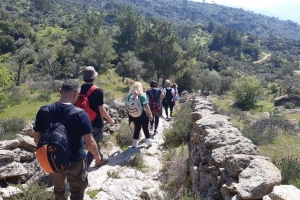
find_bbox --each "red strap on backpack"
[74,85,98,121]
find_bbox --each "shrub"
[115,119,132,148]
[164,102,193,148]
[0,117,27,140]
[0,92,8,112]
[242,118,279,145]
[130,152,147,172]
[284,102,295,109]
[231,75,262,109]
[242,116,296,145]
[12,182,54,200]
[86,190,100,199]
[7,87,29,106]
[268,82,279,94]
[274,156,300,188]
[35,90,51,102]
[162,146,189,194]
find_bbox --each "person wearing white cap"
[77,66,115,168]
[163,79,175,119]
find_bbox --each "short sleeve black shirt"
[33,102,93,163]
[80,84,104,128]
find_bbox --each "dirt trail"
[253,53,271,64]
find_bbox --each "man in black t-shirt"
[80,66,115,168]
[33,79,101,200]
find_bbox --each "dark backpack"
[148,89,162,116]
[74,85,98,121]
[36,106,82,173]
[165,88,173,102]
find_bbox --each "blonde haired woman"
[126,82,153,148]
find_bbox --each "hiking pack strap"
[44,106,83,126]
[150,89,158,99]
[85,85,98,97]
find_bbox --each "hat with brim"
[83,66,98,80]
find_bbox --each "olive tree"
[231,75,262,108]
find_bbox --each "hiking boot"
[146,139,152,146]
[132,139,138,148]
[150,126,153,131]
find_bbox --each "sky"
[190,0,300,23]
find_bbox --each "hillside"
[78,0,300,40]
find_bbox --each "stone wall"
[189,95,300,200]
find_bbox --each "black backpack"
[36,106,82,173]
[165,88,173,102]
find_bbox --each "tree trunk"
[46,59,55,80]
[16,61,22,86]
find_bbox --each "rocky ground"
[82,114,173,200]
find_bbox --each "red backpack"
[74,85,98,121]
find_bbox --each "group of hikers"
[33,66,180,200]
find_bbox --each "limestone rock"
[17,135,36,152]
[264,185,300,200]
[237,159,281,199]
[0,140,20,150]
[221,177,238,198]
[212,141,258,166]
[224,154,271,178]
[0,150,18,162]
[22,160,41,179]
[195,114,232,130]
[205,129,245,150]
[0,186,22,200]
[0,161,28,179]
[12,148,35,162]
[20,122,34,137]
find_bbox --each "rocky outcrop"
[274,94,300,106]
[189,94,299,200]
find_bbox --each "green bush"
[12,182,54,200]
[0,92,8,112]
[274,156,300,188]
[268,82,279,94]
[7,87,29,106]
[115,119,133,148]
[35,90,51,102]
[231,75,262,109]
[164,103,193,148]
[0,117,27,140]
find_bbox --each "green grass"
[210,91,300,166]
[86,190,100,199]
[0,68,134,121]
[259,134,300,162]
[0,93,58,121]
[95,68,148,100]
[38,26,67,37]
